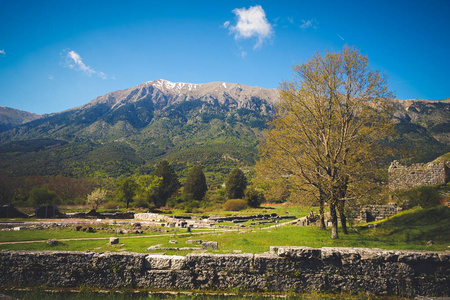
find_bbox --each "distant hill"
[0,80,448,183]
[0,106,42,132]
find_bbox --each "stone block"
[110,237,119,245]
[144,254,185,270]
[47,239,58,246]
[201,241,218,249]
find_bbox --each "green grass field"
[1,206,448,253]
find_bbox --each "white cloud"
[337,34,345,41]
[228,5,273,49]
[48,75,54,80]
[62,49,107,79]
[223,21,230,28]
[300,19,318,29]
[0,49,5,55]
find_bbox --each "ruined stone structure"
[388,160,450,190]
[0,247,448,297]
[360,203,402,222]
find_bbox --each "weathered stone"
[109,237,119,245]
[0,248,448,297]
[186,239,202,244]
[360,204,402,223]
[201,241,218,250]
[389,160,450,190]
[47,239,58,246]
[144,254,185,270]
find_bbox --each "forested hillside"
[0,80,448,185]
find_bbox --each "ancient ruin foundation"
[0,247,448,297]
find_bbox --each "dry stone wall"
[360,204,402,222]
[0,247,448,297]
[388,160,450,190]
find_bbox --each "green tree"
[115,178,138,209]
[244,187,265,208]
[28,188,58,207]
[225,168,247,199]
[184,165,207,200]
[86,188,108,209]
[134,175,162,207]
[258,46,395,239]
[153,161,181,207]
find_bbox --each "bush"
[103,201,125,210]
[223,199,247,211]
[244,187,265,208]
[397,185,442,209]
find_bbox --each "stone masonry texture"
[0,247,449,297]
[388,160,450,191]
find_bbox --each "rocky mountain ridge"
[0,80,448,179]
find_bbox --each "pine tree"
[184,165,207,200]
[225,168,247,199]
[153,161,181,207]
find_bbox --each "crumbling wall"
[360,203,402,222]
[388,160,450,190]
[0,247,448,297]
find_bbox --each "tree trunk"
[318,189,326,229]
[330,201,339,239]
[338,200,348,234]
[319,202,326,229]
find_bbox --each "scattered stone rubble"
[135,212,296,229]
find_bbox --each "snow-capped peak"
[149,79,200,93]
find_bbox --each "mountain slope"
[0,80,279,183]
[0,80,448,181]
[0,106,42,132]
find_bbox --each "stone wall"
[360,204,402,222]
[0,247,448,297]
[388,160,450,190]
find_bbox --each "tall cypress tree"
[153,161,180,207]
[184,165,207,200]
[225,168,247,199]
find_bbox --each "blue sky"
[0,0,449,114]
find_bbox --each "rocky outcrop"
[0,247,448,297]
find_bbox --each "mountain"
[0,106,42,132]
[390,98,450,162]
[0,79,448,182]
[0,80,279,183]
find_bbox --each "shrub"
[223,199,247,211]
[397,185,442,209]
[103,201,125,210]
[244,187,265,208]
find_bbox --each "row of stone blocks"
[0,247,448,297]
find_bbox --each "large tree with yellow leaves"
[258,46,395,239]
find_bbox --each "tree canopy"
[184,165,207,200]
[258,46,395,239]
[28,188,59,207]
[225,168,247,199]
[153,160,181,207]
[115,178,137,209]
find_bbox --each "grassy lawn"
[1,206,448,253]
